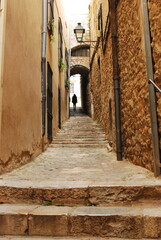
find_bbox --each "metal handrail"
[149,79,161,93]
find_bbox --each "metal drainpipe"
[141,0,160,176]
[110,0,122,160]
[41,0,48,136]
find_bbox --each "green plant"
[43,201,52,206]
[65,78,70,88]
[48,19,56,43]
[59,58,66,72]
[50,34,56,42]
[95,120,99,124]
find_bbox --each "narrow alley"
[0,110,161,239]
[0,0,161,239]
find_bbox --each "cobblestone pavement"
[0,108,161,188]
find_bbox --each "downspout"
[141,0,160,176]
[41,0,48,136]
[110,0,122,160]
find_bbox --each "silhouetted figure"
[72,94,77,111]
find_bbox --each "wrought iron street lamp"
[74,23,97,45]
[74,23,85,42]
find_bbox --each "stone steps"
[50,144,107,148]
[1,114,161,239]
[0,203,161,238]
[0,183,161,206]
[52,116,107,148]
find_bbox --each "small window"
[49,0,54,21]
[98,56,101,86]
[48,0,54,35]
[98,4,103,38]
[58,18,63,62]
[65,48,69,80]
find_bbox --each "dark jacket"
[72,94,77,104]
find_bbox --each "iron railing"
[149,79,161,93]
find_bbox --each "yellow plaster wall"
[0,0,42,173]
[46,0,69,136]
[0,0,7,149]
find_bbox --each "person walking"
[72,94,77,111]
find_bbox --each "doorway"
[47,63,53,140]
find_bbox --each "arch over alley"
[70,64,91,115]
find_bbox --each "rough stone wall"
[89,0,116,147]
[148,0,161,150]
[117,0,153,171]
[71,57,89,70]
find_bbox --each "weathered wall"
[0,0,69,174]
[148,0,161,150]
[0,0,42,173]
[71,56,89,70]
[117,0,153,171]
[89,0,115,147]
[89,0,161,173]
[0,0,7,144]
[47,0,69,137]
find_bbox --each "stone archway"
[70,64,91,115]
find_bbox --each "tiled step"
[0,183,161,206]
[0,204,161,238]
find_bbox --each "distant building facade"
[0,0,69,173]
[89,0,161,175]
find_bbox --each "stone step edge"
[0,204,161,238]
[0,237,160,240]
[49,144,107,148]
[0,184,161,205]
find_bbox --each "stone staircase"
[0,113,161,239]
[51,115,107,148]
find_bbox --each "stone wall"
[89,0,161,172]
[89,0,116,148]
[71,56,89,70]
[148,0,161,150]
[117,0,153,171]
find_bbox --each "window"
[48,0,54,35]
[58,18,63,62]
[98,4,103,39]
[65,48,69,79]
[71,48,90,57]
[48,0,54,21]
[98,56,101,86]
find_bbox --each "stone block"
[69,206,143,238]
[0,204,37,235]
[28,206,70,236]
